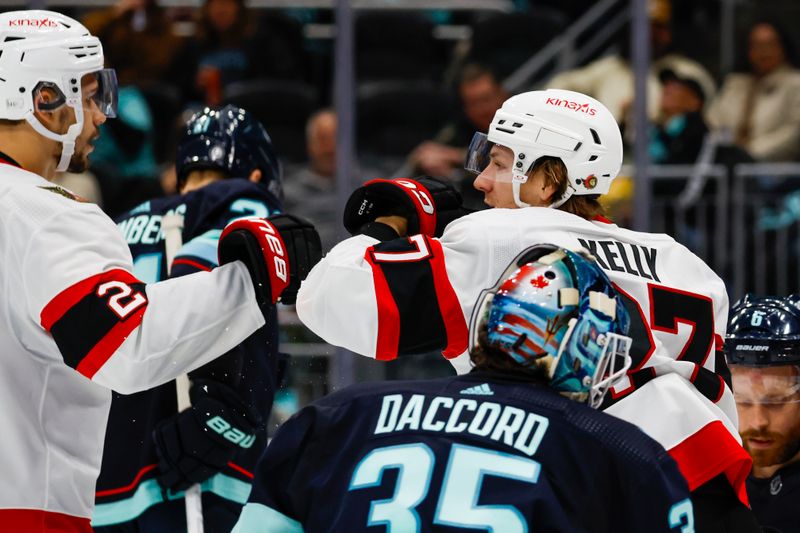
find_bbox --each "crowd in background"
[53,0,800,222]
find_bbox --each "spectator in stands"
[649,64,710,164]
[175,0,305,107]
[707,20,800,162]
[83,0,184,87]
[283,109,340,251]
[546,0,715,128]
[406,63,509,208]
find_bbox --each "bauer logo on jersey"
[545,97,597,116]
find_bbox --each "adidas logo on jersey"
[460,383,494,396]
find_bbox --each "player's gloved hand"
[218,214,321,308]
[343,176,466,238]
[152,379,261,493]
[264,214,322,305]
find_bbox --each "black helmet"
[176,105,282,199]
[725,294,800,366]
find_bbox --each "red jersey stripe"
[40,269,141,331]
[428,238,468,359]
[365,249,401,361]
[75,306,147,379]
[668,420,752,506]
[172,258,213,272]
[95,464,159,498]
[0,509,92,533]
[227,461,255,479]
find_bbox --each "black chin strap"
[0,150,22,168]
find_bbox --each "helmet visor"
[465,132,491,175]
[465,131,516,183]
[731,364,800,405]
[90,69,118,118]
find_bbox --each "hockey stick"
[161,213,205,533]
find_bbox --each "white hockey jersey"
[297,207,753,505]
[0,160,264,531]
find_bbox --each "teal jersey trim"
[91,473,252,526]
[174,229,223,267]
[232,502,304,533]
[92,479,164,526]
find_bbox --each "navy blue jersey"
[234,371,695,533]
[747,462,800,533]
[94,180,282,527]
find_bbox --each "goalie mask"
[465,89,622,209]
[177,105,282,200]
[469,244,632,408]
[0,11,118,171]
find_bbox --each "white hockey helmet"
[465,89,622,208]
[0,11,118,171]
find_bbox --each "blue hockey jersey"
[746,461,800,533]
[234,371,695,532]
[93,180,282,526]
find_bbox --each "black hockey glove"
[343,176,466,238]
[218,214,321,308]
[153,379,261,493]
[266,214,322,305]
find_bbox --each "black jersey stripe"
[41,269,148,378]
[366,236,449,359]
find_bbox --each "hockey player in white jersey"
[0,11,319,532]
[297,88,760,531]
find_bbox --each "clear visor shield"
[464,132,515,183]
[465,132,491,175]
[588,332,632,408]
[89,69,118,119]
[731,365,800,405]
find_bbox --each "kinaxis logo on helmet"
[8,18,59,27]
[545,98,597,116]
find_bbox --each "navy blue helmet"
[725,294,800,366]
[176,105,282,200]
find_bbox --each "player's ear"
[32,85,68,133]
[248,168,263,184]
[541,181,558,203]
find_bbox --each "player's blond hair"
[533,157,605,220]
